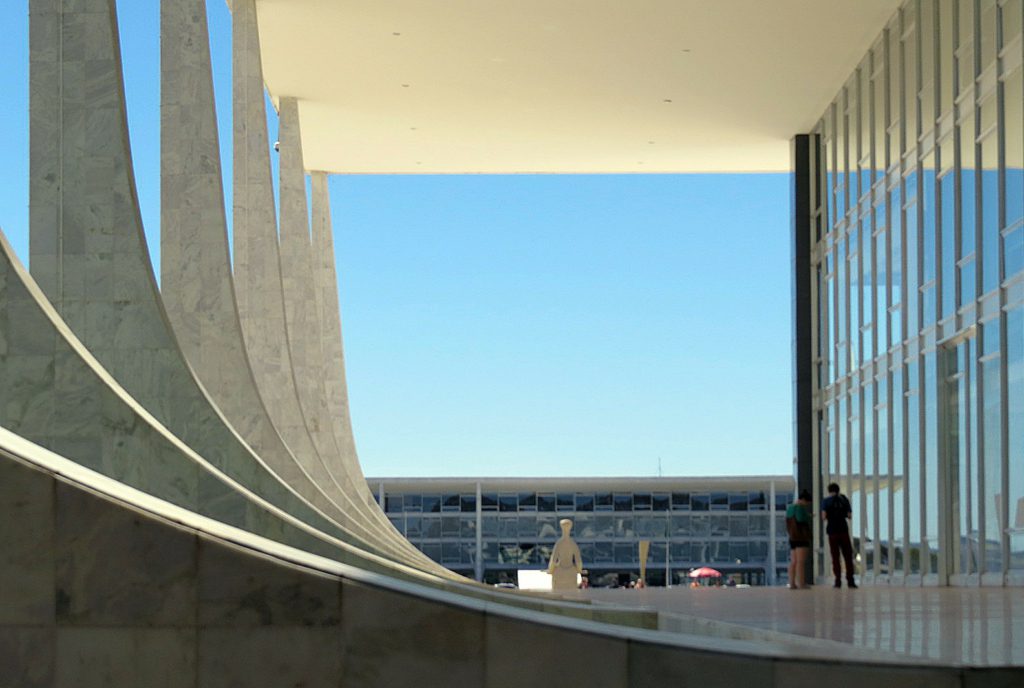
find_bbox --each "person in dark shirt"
[820,483,858,589]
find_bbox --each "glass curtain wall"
[812,0,1024,585]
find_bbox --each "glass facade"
[371,478,793,587]
[811,0,1024,584]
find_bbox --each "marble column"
[231,1,428,564]
[159,0,412,559]
[276,99,402,546]
[310,173,405,535]
[24,0,408,566]
[230,0,313,457]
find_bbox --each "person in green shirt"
[785,489,813,589]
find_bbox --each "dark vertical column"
[792,133,818,582]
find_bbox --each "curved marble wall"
[0,229,427,581]
[0,429,1005,687]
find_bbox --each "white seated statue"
[547,518,583,591]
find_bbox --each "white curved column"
[231,1,429,564]
[231,0,325,477]
[277,99,400,543]
[310,172,402,533]
[24,0,417,567]
[159,0,416,560]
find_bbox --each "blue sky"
[0,2,793,478]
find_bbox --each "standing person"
[785,489,813,589]
[821,482,858,589]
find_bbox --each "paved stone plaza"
[581,587,1024,667]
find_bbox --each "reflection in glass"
[907,359,921,574]
[423,517,441,539]
[498,517,516,539]
[404,493,422,512]
[1006,309,1024,569]
[442,515,460,537]
[691,514,710,537]
[1005,67,1023,235]
[749,513,768,536]
[670,542,690,564]
[892,364,905,574]
[571,514,592,539]
[981,125,999,293]
[982,321,1003,573]
[924,352,939,574]
[389,515,404,535]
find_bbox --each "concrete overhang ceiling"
[253,0,902,174]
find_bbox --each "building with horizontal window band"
[794,0,1024,586]
[370,477,795,586]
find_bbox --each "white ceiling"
[253,0,901,174]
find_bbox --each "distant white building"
[369,476,795,586]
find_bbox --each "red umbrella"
[688,566,722,578]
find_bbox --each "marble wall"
[1,433,1005,687]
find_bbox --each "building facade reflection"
[810,0,1023,585]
